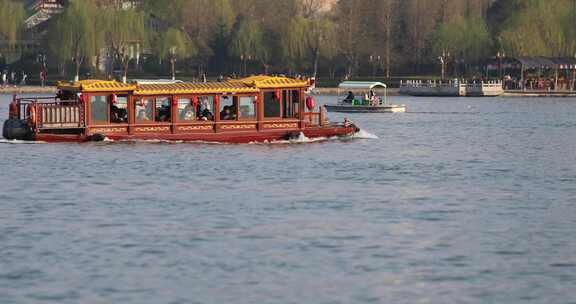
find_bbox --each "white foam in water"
[0,139,45,144]
[117,139,189,144]
[352,129,379,139]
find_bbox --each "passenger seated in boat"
[181,103,196,121]
[344,91,355,103]
[228,104,237,120]
[220,105,232,120]
[200,108,213,121]
[137,109,150,121]
[156,100,171,122]
[369,90,379,106]
[111,105,128,123]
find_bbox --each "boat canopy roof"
[131,79,184,84]
[57,76,310,95]
[135,81,259,95]
[338,81,387,89]
[57,80,136,92]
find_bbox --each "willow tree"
[53,0,104,81]
[285,16,336,78]
[103,8,147,83]
[334,0,370,78]
[155,28,195,80]
[432,16,492,75]
[0,0,25,48]
[181,0,236,76]
[378,0,397,78]
[232,19,270,75]
[498,0,575,57]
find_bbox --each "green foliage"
[232,19,268,65]
[53,0,104,78]
[285,16,337,76]
[432,16,492,63]
[155,28,195,61]
[0,0,25,47]
[103,8,147,59]
[29,0,576,79]
[497,0,576,57]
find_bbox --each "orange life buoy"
[27,105,37,127]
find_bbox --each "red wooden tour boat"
[3,76,359,143]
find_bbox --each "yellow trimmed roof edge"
[240,75,310,88]
[57,76,309,94]
[133,81,260,96]
[57,80,136,92]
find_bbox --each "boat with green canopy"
[324,81,406,113]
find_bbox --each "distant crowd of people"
[503,75,576,91]
[1,70,28,87]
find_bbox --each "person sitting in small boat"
[369,90,379,106]
[344,91,355,103]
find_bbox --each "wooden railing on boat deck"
[303,106,325,127]
[17,97,85,129]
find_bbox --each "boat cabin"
[5,76,357,143]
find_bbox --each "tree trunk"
[75,56,82,82]
[312,48,320,79]
[171,59,176,80]
[123,58,129,83]
[385,29,391,78]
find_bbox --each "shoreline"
[0,86,57,94]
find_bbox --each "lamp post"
[496,51,505,81]
[37,52,46,87]
[170,46,176,80]
[369,55,381,79]
[439,50,450,80]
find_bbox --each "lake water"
[1,93,576,304]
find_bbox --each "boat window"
[177,98,195,121]
[292,90,300,117]
[135,98,154,123]
[263,91,280,118]
[111,96,128,123]
[238,96,256,120]
[155,97,171,122]
[282,90,299,119]
[90,95,109,125]
[198,96,214,121]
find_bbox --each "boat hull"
[325,104,406,113]
[31,125,358,143]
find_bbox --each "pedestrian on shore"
[40,70,46,87]
[10,71,16,87]
[1,72,6,88]
[21,71,27,86]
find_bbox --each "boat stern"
[3,97,33,141]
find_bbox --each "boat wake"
[251,129,378,145]
[250,133,330,145]
[351,129,379,139]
